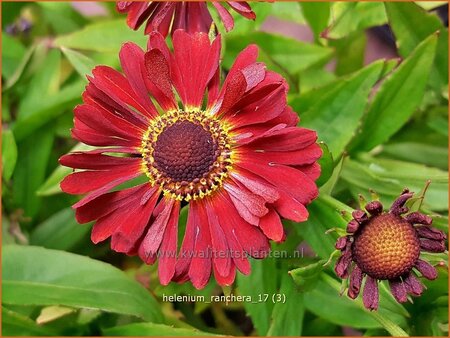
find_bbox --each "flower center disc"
[153,120,219,182]
[352,213,420,280]
[141,111,232,201]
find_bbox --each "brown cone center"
[352,213,420,280]
[152,120,219,182]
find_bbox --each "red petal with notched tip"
[172,30,221,108]
[214,263,236,286]
[273,190,309,222]
[259,208,285,242]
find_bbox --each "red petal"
[221,194,270,258]
[90,66,154,120]
[214,263,236,286]
[139,198,176,263]
[259,208,284,242]
[230,170,279,203]
[363,276,379,311]
[144,49,177,111]
[273,190,309,222]
[189,202,212,289]
[242,143,322,166]
[60,153,136,170]
[173,204,197,282]
[158,201,180,284]
[205,200,231,278]
[90,184,158,245]
[119,42,158,118]
[212,2,234,31]
[60,158,141,195]
[172,30,221,108]
[211,193,251,275]
[227,1,256,19]
[238,156,318,205]
[224,182,268,217]
[75,184,156,224]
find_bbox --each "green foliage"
[1,1,448,337]
[2,245,163,323]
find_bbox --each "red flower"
[60,30,321,288]
[335,190,447,310]
[116,1,255,36]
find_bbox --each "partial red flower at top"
[335,189,447,311]
[59,30,322,288]
[116,1,255,36]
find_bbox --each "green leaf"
[381,142,448,170]
[38,2,87,34]
[320,155,345,195]
[37,143,93,196]
[103,323,215,336]
[316,142,334,187]
[300,60,384,157]
[12,80,84,142]
[12,128,55,218]
[2,245,163,322]
[2,129,18,180]
[17,49,62,120]
[289,259,326,292]
[61,47,96,80]
[236,258,277,335]
[293,196,349,259]
[225,32,333,76]
[267,272,304,336]
[54,19,148,53]
[2,34,26,80]
[385,2,447,92]
[2,307,58,336]
[350,34,438,152]
[30,208,91,250]
[357,154,448,211]
[331,31,367,76]
[301,2,330,39]
[304,274,407,330]
[326,2,387,39]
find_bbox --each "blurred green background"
[1,1,449,336]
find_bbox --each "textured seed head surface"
[153,120,218,182]
[353,213,420,280]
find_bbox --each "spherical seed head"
[153,120,218,182]
[352,213,420,280]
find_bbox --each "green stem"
[370,311,409,337]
